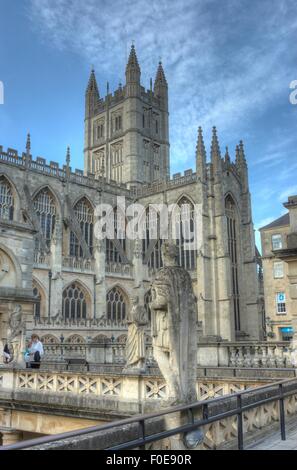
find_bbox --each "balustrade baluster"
[237,348,244,368]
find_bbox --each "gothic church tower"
[84,45,170,188]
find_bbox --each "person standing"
[28,334,44,369]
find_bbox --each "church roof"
[260,213,290,230]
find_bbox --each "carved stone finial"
[225,146,230,163]
[26,133,31,154]
[66,146,71,166]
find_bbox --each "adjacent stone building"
[0,45,261,355]
[260,196,297,342]
[260,211,294,341]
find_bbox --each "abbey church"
[0,45,261,356]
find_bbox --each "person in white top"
[27,334,44,369]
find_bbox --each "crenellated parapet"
[0,145,129,194]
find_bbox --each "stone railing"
[228,343,291,368]
[33,251,50,267]
[5,377,297,450]
[197,340,294,368]
[111,343,155,366]
[62,256,94,272]
[42,341,153,365]
[43,343,87,361]
[34,317,127,328]
[38,337,297,369]
[105,261,132,277]
[0,368,265,404]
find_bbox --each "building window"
[226,195,240,331]
[97,124,104,139]
[276,292,286,314]
[94,150,105,176]
[272,234,282,250]
[113,115,122,133]
[142,207,163,271]
[173,197,197,271]
[111,144,123,183]
[106,287,127,323]
[33,286,41,320]
[106,207,126,263]
[70,198,94,257]
[33,188,56,248]
[273,261,284,279]
[62,283,87,319]
[0,176,14,221]
[155,119,158,134]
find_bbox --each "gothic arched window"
[33,188,56,247]
[106,287,127,323]
[225,195,240,331]
[174,197,196,270]
[0,176,14,221]
[106,207,126,263]
[142,207,163,271]
[62,283,88,320]
[33,286,41,320]
[70,198,94,258]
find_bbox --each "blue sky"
[0,0,297,249]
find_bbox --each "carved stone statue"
[150,242,197,404]
[125,296,148,371]
[6,304,26,363]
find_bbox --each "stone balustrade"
[227,343,291,368]
[197,341,294,368]
[34,317,127,328]
[40,339,296,369]
[105,261,132,277]
[0,368,265,403]
[62,256,94,272]
[33,251,50,267]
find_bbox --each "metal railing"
[1,377,297,451]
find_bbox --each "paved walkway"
[247,420,297,450]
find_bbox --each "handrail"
[1,377,297,450]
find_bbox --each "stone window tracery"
[0,176,14,221]
[33,286,41,320]
[111,143,123,183]
[33,188,56,248]
[62,283,88,319]
[226,195,240,331]
[106,287,127,322]
[70,198,94,257]
[142,207,163,270]
[106,207,126,264]
[174,197,196,271]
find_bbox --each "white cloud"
[279,186,297,202]
[27,0,297,169]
